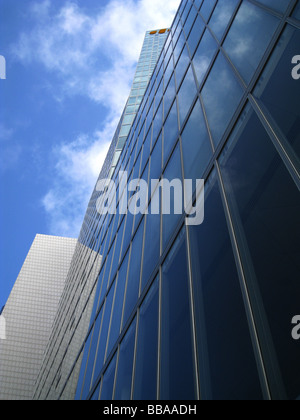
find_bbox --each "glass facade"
[73,0,300,401]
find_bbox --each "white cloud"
[41,128,112,237]
[13,0,180,236]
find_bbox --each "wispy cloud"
[12,0,180,236]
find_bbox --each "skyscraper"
[0,235,77,400]
[74,0,300,401]
[33,28,169,401]
[2,0,300,401]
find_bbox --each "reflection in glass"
[133,278,159,400]
[254,25,300,159]
[181,99,212,181]
[210,0,238,41]
[106,251,129,358]
[257,0,290,13]
[123,219,145,325]
[202,53,243,148]
[189,171,263,400]
[178,66,197,126]
[188,15,205,58]
[200,0,217,22]
[163,75,176,119]
[141,189,161,291]
[81,311,103,399]
[163,100,179,165]
[293,2,300,19]
[220,108,300,400]
[162,144,183,250]
[100,353,117,400]
[93,281,116,382]
[224,2,279,84]
[114,319,137,400]
[175,45,190,87]
[193,29,217,87]
[161,228,197,400]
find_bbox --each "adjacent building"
[0,235,77,400]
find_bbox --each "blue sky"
[0,0,180,309]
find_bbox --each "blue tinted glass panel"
[161,229,197,400]
[184,6,196,37]
[133,278,159,400]
[82,311,103,399]
[178,66,197,126]
[150,134,162,181]
[193,29,217,86]
[175,45,190,87]
[162,144,183,250]
[210,0,238,41]
[257,0,290,13]
[188,15,205,57]
[75,340,91,400]
[163,74,176,118]
[189,171,263,400]
[141,188,161,290]
[107,252,129,357]
[163,99,179,165]
[90,383,101,400]
[254,25,300,159]
[100,353,117,400]
[200,0,217,22]
[224,2,279,84]
[152,101,163,145]
[114,319,137,400]
[293,2,300,19]
[181,99,213,181]
[94,281,116,380]
[123,219,145,324]
[219,108,300,401]
[202,53,244,148]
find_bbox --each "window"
[223,2,279,84]
[106,251,130,357]
[160,228,197,400]
[188,15,205,57]
[133,278,159,400]
[141,188,161,291]
[181,99,213,181]
[175,45,190,87]
[254,25,300,159]
[189,170,263,400]
[210,0,238,41]
[123,219,145,325]
[202,52,244,148]
[162,144,183,250]
[163,100,179,165]
[200,0,217,22]
[93,281,116,381]
[219,106,300,400]
[114,319,137,400]
[100,353,117,400]
[256,0,291,13]
[192,29,217,87]
[178,65,197,126]
[163,74,176,118]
